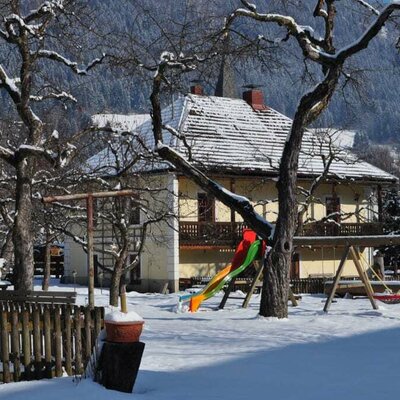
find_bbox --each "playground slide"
[180,237,262,312]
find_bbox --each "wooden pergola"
[43,190,136,308]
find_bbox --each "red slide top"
[231,229,258,269]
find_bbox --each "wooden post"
[218,277,236,309]
[32,305,42,379]
[349,246,378,310]
[42,225,51,291]
[74,306,83,375]
[64,305,73,376]
[54,305,63,377]
[242,261,264,309]
[87,195,95,308]
[43,305,52,379]
[21,305,31,380]
[94,307,102,340]
[324,245,351,312]
[10,303,21,381]
[84,306,92,364]
[1,304,10,383]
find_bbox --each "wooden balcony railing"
[179,221,385,247]
[179,221,246,247]
[299,221,384,237]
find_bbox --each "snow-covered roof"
[91,113,150,132]
[309,128,356,150]
[88,95,397,183]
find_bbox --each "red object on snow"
[373,294,400,304]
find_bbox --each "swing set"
[292,234,400,312]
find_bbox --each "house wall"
[139,173,180,293]
[178,176,375,279]
[63,225,88,285]
[63,173,180,293]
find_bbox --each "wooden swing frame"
[293,234,400,312]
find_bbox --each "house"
[63,85,397,293]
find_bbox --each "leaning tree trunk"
[260,66,341,318]
[13,159,34,292]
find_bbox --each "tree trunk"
[13,159,34,292]
[260,66,341,318]
[109,246,129,307]
[109,262,123,307]
[119,273,128,313]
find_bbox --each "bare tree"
[148,1,400,318]
[0,1,104,290]
[46,125,174,306]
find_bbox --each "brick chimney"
[190,84,204,95]
[242,88,267,111]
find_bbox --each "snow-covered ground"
[1,279,400,400]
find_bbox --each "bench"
[0,290,77,304]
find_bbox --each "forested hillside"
[1,0,399,145]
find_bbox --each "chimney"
[190,84,204,95]
[242,87,267,111]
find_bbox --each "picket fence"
[0,302,104,383]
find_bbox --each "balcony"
[299,221,384,237]
[179,221,246,248]
[179,221,385,248]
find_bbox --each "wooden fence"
[289,278,325,294]
[0,303,104,383]
[180,276,326,294]
[181,275,400,297]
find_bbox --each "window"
[129,254,141,284]
[326,196,341,222]
[129,202,141,225]
[290,253,300,279]
[198,193,215,222]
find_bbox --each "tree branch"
[35,50,106,75]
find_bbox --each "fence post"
[21,305,31,380]
[43,305,52,379]
[74,306,83,375]
[84,306,92,365]
[64,305,73,376]
[1,304,10,383]
[10,303,21,382]
[54,305,63,377]
[33,305,42,379]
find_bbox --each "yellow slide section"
[189,265,233,312]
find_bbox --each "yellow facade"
[178,176,375,279]
[63,172,378,291]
